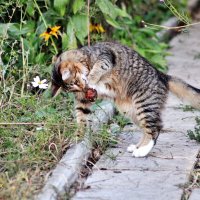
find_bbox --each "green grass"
[0,90,78,199]
[178,104,197,112]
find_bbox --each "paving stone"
[73,170,185,200]
[189,188,200,200]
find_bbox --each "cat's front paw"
[88,74,98,87]
[130,140,154,157]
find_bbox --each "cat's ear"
[51,82,61,97]
[62,69,71,81]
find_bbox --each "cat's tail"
[168,75,200,109]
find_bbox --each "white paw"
[132,140,154,157]
[87,75,96,86]
[87,78,96,89]
[127,144,137,152]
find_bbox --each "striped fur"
[51,42,200,157]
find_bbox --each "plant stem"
[144,21,200,30]
[33,0,58,54]
[0,122,73,126]
[50,38,59,54]
[87,0,90,47]
[164,0,189,24]
[20,7,26,97]
[0,7,16,97]
[33,0,48,28]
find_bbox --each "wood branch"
[0,122,73,126]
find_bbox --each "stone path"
[72,26,200,200]
[190,189,200,200]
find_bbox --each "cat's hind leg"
[127,133,154,155]
[130,133,155,157]
[128,107,162,157]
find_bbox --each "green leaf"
[71,14,87,44]
[104,15,122,29]
[96,0,118,19]
[54,0,70,16]
[7,23,20,38]
[135,47,145,57]
[21,21,35,35]
[35,53,45,64]
[150,54,167,69]
[139,28,156,37]
[115,7,131,19]
[4,21,35,39]
[62,33,69,50]
[26,0,35,17]
[96,0,130,20]
[67,20,77,49]
[0,23,13,37]
[73,0,85,14]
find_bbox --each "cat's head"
[51,60,89,97]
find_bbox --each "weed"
[179,104,197,112]
[188,117,200,142]
[113,114,131,129]
[89,124,117,153]
[194,53,200,60]
[181,152,200,200]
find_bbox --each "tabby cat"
[51,42,200,157]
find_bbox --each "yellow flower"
[40,26,61,41]
[89,24,96,32]
[89,23,105,33]
[96,24,105,33]
[49,26,61,38]
[39,28,51,41]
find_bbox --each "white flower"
[36,126,44,131]
[31,76,48,89]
